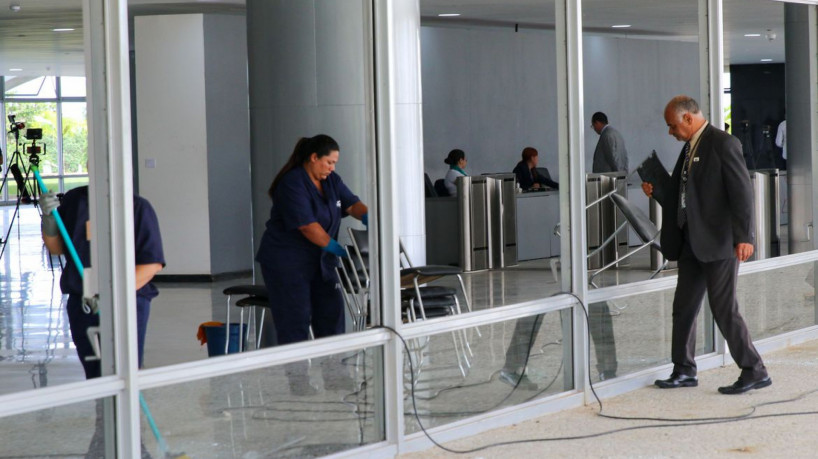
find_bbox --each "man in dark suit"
[591,112,629,173]
[642,95,770,395]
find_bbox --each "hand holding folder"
[637,150,671,206]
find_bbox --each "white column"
[392,0,426,265]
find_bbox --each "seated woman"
[512,147,559,191]
[443,149,468,196]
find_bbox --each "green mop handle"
[140,393,168,452]
[32,167,84,278]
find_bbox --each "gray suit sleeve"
[602,129,629,172]
[721,134,755,245]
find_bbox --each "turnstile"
[586,172,628,269]
[750,169,781,260]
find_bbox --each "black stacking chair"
[398,239,474,377]
[424,173,438,197]
[434,179,450,197]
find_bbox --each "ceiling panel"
[0,0,795,78]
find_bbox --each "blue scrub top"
[256,167,360,281]
[57,186,166,300]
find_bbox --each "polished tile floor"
[1,204,812,458]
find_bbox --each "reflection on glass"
[404,312,571,433]
[3,76,58,99]
[589,286,710,381]
[738,262,818,341]
[141,347,384,458]
[0,398,111,457]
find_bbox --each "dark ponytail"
[444,149,465,166]
[268,134,340,198]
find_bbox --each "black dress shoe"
[718,376,772,395]
[655,372,698,389]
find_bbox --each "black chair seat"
[235,296,270,308]
[401,265,462,277]
[223,284,268,297]
[401,286,457,300]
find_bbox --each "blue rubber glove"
[322,238,348,257]
[361,213,368,227]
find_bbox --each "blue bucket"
[204,323,247,357]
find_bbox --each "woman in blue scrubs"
[256,134,367,395]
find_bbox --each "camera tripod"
[0,123,41,261]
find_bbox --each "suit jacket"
[592,125,629,173]
[658,124,755,262]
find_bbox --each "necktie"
[677,141,692,228]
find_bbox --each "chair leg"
[649,259,669,279]
[225,295,232,355]
[238,308,245,353]
[456,274,481,337]
[257,308,266,349]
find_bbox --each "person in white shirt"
[775,120,786,162]
[443,149,468,196]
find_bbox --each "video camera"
[8,114,25,134]
[25,128,42,140]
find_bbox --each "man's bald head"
[664,95,706,142]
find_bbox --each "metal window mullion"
[557,0,590,401]
[138,329,391,389]
[373,0,404,451]
[84,0,141,456]
[56,95,65,191]
[0,377,124,418]
[698,0,725,360]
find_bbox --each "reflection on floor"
[1,204,814,458]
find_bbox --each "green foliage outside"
[3,99,88,201]
[5,102,88,176]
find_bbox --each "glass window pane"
[0,398,113,457]
[419,0,561,309]
[5,102,58,176]
[590,286,710,382]
[62,102,88,175]
[64,176,89,192]
[4,76,58,99]
[404,311,572,433]
[61,76,87,97]
[583,0,700,288]
[739,261,818,340]
[139,347,385,457]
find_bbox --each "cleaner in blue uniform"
[256,134,368,395]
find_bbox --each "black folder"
[637,151,672,206]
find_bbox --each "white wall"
[582,35,699,174]
[421,26,559,183]
[135,14,252,276]
[135,15,211,275]
[421,25,699,184]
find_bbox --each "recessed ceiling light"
[53,28,75,32]
[611,25,631,29]
[9,68,22,72]
[744,33,761,37]
[438,13,460,17]
[761,58,773,62]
